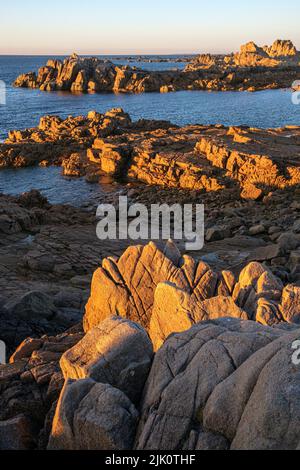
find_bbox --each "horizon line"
[0,51,221,56]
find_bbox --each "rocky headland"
[14,40,300,93]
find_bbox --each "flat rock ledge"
[1,242,300,450]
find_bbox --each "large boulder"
[149,282,248,351]
[204,328,300,449]
[135,318,299,450]
[280,285,300,324]
[232,262,283,325]
[48,379,138,450]
[84,243,300,343]
[83,242,235,332]
[60,317,153,404]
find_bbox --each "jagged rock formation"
[2,110,300,197]
[267,39,298,58]
[84,242,300,348]
[186,39,300,71]
[0,186,299,354]
[13,54,188,94]
[14,42,300,93]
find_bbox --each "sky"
[1,0,300,55]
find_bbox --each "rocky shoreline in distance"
[14,40,300,93]
[1,108,300,200]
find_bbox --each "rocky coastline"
[14,40,300,93]
[2,108,300,199]
[0,105,300,450]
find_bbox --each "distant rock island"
[14,40,300,93]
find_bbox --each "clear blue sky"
[2,0,300,55]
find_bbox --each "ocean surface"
[0,55,299,203]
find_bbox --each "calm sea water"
[0,55,299,203]
[0,167,123,206]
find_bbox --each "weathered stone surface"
[135,318,300,450]
[0,415,34,450]
[203,328,300,450]
[83,242,237,331]
[0,327,83,449]
[149,282,247,351]
[48,379,138,450]
[84,242,300,341]
[60,317,153,404]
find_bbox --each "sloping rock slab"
[135,318,300,450]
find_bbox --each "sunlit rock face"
[83,242,300,344]
[14,41,300,94]
[186,39,300,71]
[136,318,300,450]
[267,39,298,57]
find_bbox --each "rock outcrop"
[84,242,300,346]
[186,39,300,71]
[48,379,139,450]
[1,110,300,198]
[1,240,300,450]
[14,42,300,94]
[60,317,153,404]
